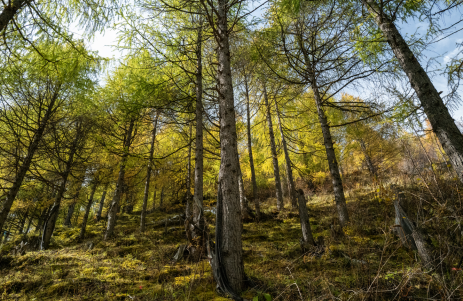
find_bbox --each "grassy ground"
[0,186,462,300]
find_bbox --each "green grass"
[0,188,461,300]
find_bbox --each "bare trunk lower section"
[105,119,134,240]
[141,113,158,232]
[313,87,349,227]
[275,99,297,210]
[79,183,98,240]
[245,74,260,220]
[96,186,108,222]
[64,203,76,227]
[216,0,245,289]
[263,84,284,211]
[296,189,315,248]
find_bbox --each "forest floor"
[0,186,462,300]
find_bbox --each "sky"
[71,2,463,120]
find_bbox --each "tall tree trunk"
[245,74,260,219]
[141,112,158,232]
[64,203,76,227]
[18,209,28,235]
[359,139,377,176]
[41,125,82,250]
[238,164,250,219]
[274,99,297,210]
[160,186,164,208]
[185,121,193,218]
[313,84,349,227]
[0,0,32,33]
[0,93,57,234]
[96,184,108,222]
[296,189,315,247]
[79,182,98,240]
[363,0,463,184]
[151,188,157,211]
[64,180,84,226]
[105,119,135,240]
[215,0,245,290]
[263,84,284,211]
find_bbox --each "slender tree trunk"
[64,180,84,226]
[359,139,377,176]
[245,74,260,219]
[64,203,76,227]
[0,93,57,234]
[96,184,108,222]
[0,0,32,33]
[18,209,28,235]
[24,215,33,235]
[313,84,349,227]
[214,0,245,290]
[41,126,82,250]
[238,164,250,219]
[185,121,193,218]
[79,182,98,240]
[296,189,315,247]
[274,99,297,210]
[160,186,164,208]
[36,206,50,233]
[105,119,135,240]
[151,188,157,212]
[141,112,158,232]
[263,84,284,211]
[363,0,463,184]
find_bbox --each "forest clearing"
[1,0,463,300]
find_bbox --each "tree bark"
[96,184,108,222]
[215,0,245,290]
[363,0,463,184]
[160,186,164,208]
[185,121,193,218]
[105,119,135,240]
[140,112,159,232]
[0,0,32,33]
[313,85,349,227]
[245,73,261,220]
[359,139,377,176]
[0,91,57,234]
[151,187,157,211]
[296,189,315,247]
[79,182,98,240]
[274,99,297,210]
[64,203,76,227]
[41,124,82,250]
[263,84,284,211]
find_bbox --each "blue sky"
[72,2,463,120]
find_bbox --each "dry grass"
[0,183,462,300]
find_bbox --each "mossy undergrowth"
[0,188,461,300]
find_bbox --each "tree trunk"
[105,119,135,240]
[0,92,57,234]
[151,188,157,211]
[245,73,261,220]
[274,99,297,210]
[140,112,159,232]
[41,122,83,250]
[36,206,50,233]
[160,186,164,208]
[359,139,377,176]
[185,121,193,219]
[64,203,76,227]
[96,184,108,222]
[238,164,250,219]
[263,84,284,211]
[313,84,349,227]
[79,182,98,240]
[215,0,245,290]
[363,0,463,184]
[296,189,315,247]
[0,0,32,33]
